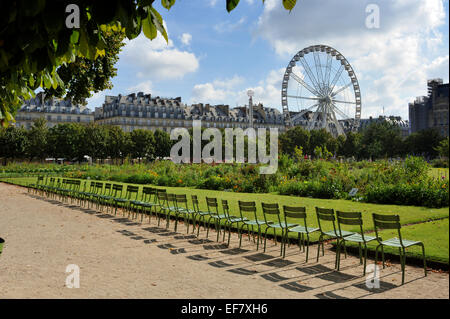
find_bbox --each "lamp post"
[247,90,254,128]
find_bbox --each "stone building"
[15,93,93,129]
[94,92,286,132]
[409,79,449,137]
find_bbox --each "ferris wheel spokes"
[289,72,320,96]
[281,45,362,136]
[331,82,353,97]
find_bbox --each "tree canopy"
[0,0,297,127]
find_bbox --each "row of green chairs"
[28,177,427,284]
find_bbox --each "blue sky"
[86,0,449,121]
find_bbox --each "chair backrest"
[261,202,282,225]
[112,184,123,197]
[222,200,231,219]
[176,194,188,210]
[336,211,364,239]
[103,183,112,195]
[316,207,337,235]
[191,195,199,212]
[142,187,156,202]
[283,205,308,230]
[126,185,140,200]
[372,213,403,245]
[206,197,219,215]
[72,180,81,191]
[94,182,103,194]
[167,193,176,207]
[157,191,168,206]
[238,200,257,221]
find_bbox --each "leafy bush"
[2,158,448,208]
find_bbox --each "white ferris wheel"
[281,45,362,136]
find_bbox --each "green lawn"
[2,176,449,265]
[3,175,449,231]
[334,218,449,265]
[430,167,449,179]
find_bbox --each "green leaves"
[226,0,240,12]
[282,0,297,11]
[161,0,176,10]
[0,0,300,127]
[142,6,168,42]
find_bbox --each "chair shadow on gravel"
[27,192,421,299]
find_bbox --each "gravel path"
[0,182,448,299]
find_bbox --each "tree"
[338,131,361,158]
[26,118,48,161]
[309,129,334,155]
[154,129,172,159]
[47,123,85,161]
[405,128,444,158]
[358,122,403,159]
[105,125,129,163]
[43,30,126,105]
[279,126,310,157]
[435,137,449,159]
[0,126,28,163]
[0,1,297,126]
[129,129,156,162]
[84,123,108,162]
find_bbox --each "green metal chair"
[154,190,169,227]
[124,186,140,218]
[261,203,298,254]
[164,193,179,228]
[372,213,427,285]
[191,195,211,235]
[27,176,44,194]
[315,207,354,265]
[336,211,378,275]
[221,199,249,246]
[97,183,113,212]
[204,197,227,241]
[238,201,272,250]
[282,206,319,261]
[132,187,158,222]
[110,184,124,215]
[174,194,198,234]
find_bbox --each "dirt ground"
[0,182,448,299]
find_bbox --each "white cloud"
[191,75,246,104]
[255,0,449,119]
[209,0,218,7]
[127,80,154,94]
[121,34,199,80]
[180,33,192,46]
[214,17,247,33]
[190,70,285,108]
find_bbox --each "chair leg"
[363,244,368,276]
[216,220,221,242]
[227,224,233,246]
[374,244,381,279]
[400,248,406,285]
[263,227,270,252]
[316,234,323,262]
[335,239,340,270]
[358,242,363,264]
[421,243,427,277]
[305,235,310,263]
[239,224,246,248]
[256,227,261,251]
